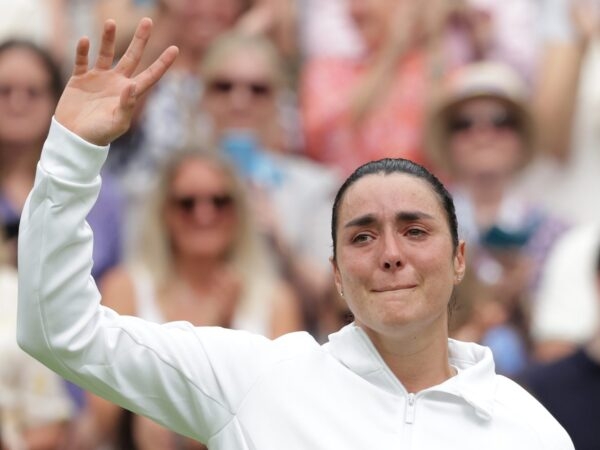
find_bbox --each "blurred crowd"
[1,0,600,449]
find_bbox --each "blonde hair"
[199,31,291,152]
[200,31,288,90]
[130,148,278,325]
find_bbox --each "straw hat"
[425,61,536,173]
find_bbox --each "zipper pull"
[405,393,416,424]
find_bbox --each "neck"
[360,318,454,393]
[464,172,507,203]
[460,174,508,229]
[174,254,226,286]
[0,144,40,209]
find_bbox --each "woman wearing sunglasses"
[84,148,302,449]
[425,61,570,376]
[199,32,341,327]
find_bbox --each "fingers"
[114,17,154,77]
[131,45,179,97]
[94,19,117,70]
[72,37,90,76]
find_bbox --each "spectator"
[0,39,123,279]
[529,223,600,362]
[518,0,600,224]
[86,148,302,450]
[519,237,600,450]
[0,232,74,450]
[300,0,488,177]
[102,0,249,252]
[200,31,340,321]
[425,61,570,375]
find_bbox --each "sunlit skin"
[331,173,465,388]
[347,0,399,53]
[164,158,238,261]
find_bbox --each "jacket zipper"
[405,393,416,424]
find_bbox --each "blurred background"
[1,0,600,449]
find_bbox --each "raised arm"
[16,19,279,445]
[533,0,600,162]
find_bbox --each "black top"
[518,348,600,450]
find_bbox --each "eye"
[405,227,427,238]
[351,233,374,244]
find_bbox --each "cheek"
[204,98,227,116]
[336,255,373,295]
[500,135,525,162]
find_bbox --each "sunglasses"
[170,193,234,214]
[447,111,520,134]
[207,78,273,98]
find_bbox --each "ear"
[453,240,466,285]
[330,256,343,296]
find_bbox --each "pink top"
[300,52,429,177]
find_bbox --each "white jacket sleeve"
[16,119,278,443]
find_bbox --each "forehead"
[0,48,50,81]
[339,173,445,221]
[451,97,508,115]
[170,158,230,191]
[209,47,272,78]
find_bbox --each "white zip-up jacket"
[17,119,574,449]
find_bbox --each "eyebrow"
[343,211,435,229]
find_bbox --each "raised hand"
[55,18,178,146]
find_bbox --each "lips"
[372,284,417,293]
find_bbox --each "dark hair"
[331,158,459,261]
[0,39,64,103]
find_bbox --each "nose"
[380,231,404,271]
[230,86,253,110]
[6,88,31,112]
[191,201,219,225]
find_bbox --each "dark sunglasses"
[170,193,234,214]
[207,79,272,97]
[447,111,520,134]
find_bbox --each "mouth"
[371,285,417,293]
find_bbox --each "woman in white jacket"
[16,17,573,449]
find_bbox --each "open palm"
[55,18,178,146]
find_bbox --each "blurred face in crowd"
[347,0,399,52]
[446,97,525,181]
[162,0,245,54]
[0,47,55,146]
[332,172,465,341]
[202,45,278,138]
[165,157,239,260]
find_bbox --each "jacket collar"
[325,324,497,420]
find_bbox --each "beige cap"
[425,61,536,173]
